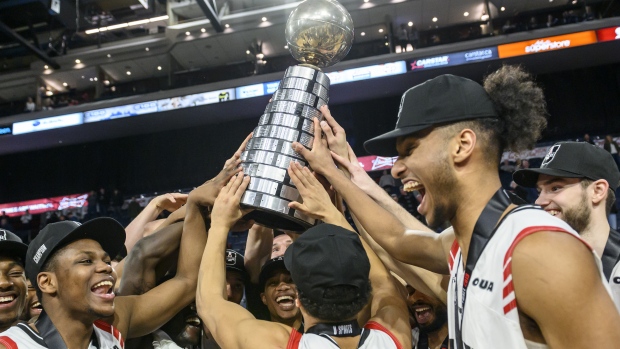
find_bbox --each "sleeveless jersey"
[0,320,124,349]
[602,228,620,312]
[447,206,610,349]
[287,321,403,349]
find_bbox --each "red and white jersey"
[447,206,610,349]
[0,320,124,349]
[286,321,403,349]
[611,262,620,313]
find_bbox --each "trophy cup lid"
[285,0,354,70]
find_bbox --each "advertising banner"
[497,31,597,58]
[327,61,407,85]
[13,113,83,135]
[409,47,498,71]
[84,101,159,123]
[596,26,620,42]
[0,193,89,217]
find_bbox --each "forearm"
[175,202,208,291]
[118,222,184,296]
[196,224,229,319]
[352,213,447,304]
[244,225,273,284]
[368,187,431,232]
[124,201,163,252]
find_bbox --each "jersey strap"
[602,229,620,280]
[286,328,303,349]
[364,321,404,349]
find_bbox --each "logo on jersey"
[542,144,561,167]
[226,251,237,266]
[613,276,620,284]
[471,277,494,292]
[333,324,353,335]
[0,230,6,241]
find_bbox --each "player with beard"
[293,66,620,348]
[0,136,249,349]
[513,141,620,310]
[0,230,28,333]
[258,257,302,331]
[406,286,447,349]
[19,280,41,323]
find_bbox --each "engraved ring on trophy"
[240,0,354,231]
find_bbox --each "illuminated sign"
[0,125,11,136]
[327,61,407,85]
[497,31,597,58]
[409,47,498,71]
[13,113,83,135]
[357,155,398,172]
[596,26,620,42]
[236,84,266,99]
[84,101,159,123]
[264,81,280,94]
[0,193,89,217]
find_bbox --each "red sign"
[357,155,398,172]
[0,193,89,217]
[596,27,620,42]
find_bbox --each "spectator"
[502,20,516,34]
[545,14,558,28]
[109,188,124,219]
[97,187,108,216]
[527,17,539,30]
[0,211,7,221]
[24,97,35,112]
[379,169,398,194]
[584,133,595,145]
[86,189,97,219]
[20,210,32,227]
[500,159,515,172]
[583,6,596,21]
[604,135,620,170]
[0,217,14,233]
[397,23,410,50]
[127,196,142,220]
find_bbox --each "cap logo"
[33,244,47,264]
[542,144,561,167]
[0,230,6,241]
[226,251,236,265]
[396,92,406,125]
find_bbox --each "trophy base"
[242,206,314,232]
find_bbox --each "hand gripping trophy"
[240,0,354,231]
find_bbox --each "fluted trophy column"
[240,0,354,231]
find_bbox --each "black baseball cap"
[364,74,498,156]
[225,249,248,279]
[25,218,126,285]
[0,229,28,263]
[259,256,289,290]
[513,142,620,189]
[283,223,370,304]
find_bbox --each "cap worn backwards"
[513,141,620,189]
[283,223,370,304]
[225,249,248,279]
[364,74,498,156]
[25,218,126,285]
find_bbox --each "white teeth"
[276,296,294,303]
[31,302,41,308]
[414,307,430,313]
[0,296,15,303]
[403,181,421,192]
[92,280,113,289]
[548,210,559,217]
[186,317,201,326]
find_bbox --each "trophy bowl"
[241,0,353,232]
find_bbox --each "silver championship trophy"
[240,0,354,231]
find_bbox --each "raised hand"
[211,173,252,230]
[287,161,340,221]
[318,105,348,160]
[331,143,378,193]
[150,193,188,213]
[189,133,252,207]
[291,117,337,176]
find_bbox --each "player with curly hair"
[293,65,620,349]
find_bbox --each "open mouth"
[0,295,16,307]
[185,316,201,327]
[275,295,296,311]
[30,301,42,313]
[403,180,424,193]
[413,305,433,325]
[546,209,561,217]
[91,280,115,300]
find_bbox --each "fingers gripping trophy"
[240,0,354,231]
